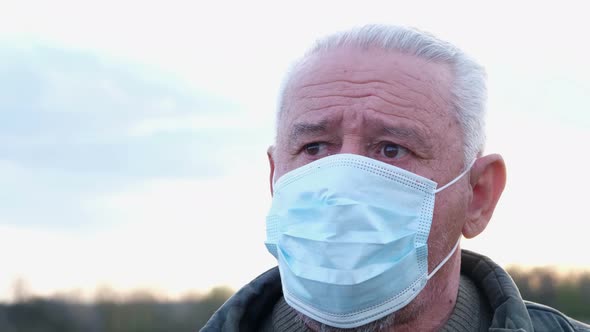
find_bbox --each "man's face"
[270,47,472,277]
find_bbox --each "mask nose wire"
[433,159,477,194]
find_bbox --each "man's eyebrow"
[289,121,329,142]
[381,126,433,150]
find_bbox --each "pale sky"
[0,0,589,301]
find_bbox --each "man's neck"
[388,250,461,332]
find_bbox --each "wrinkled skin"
[267,47,506,332]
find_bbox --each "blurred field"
[0,286,233,332]
[0,267,588,331]
[506,267,590,323]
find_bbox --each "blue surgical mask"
[265,153,474,329]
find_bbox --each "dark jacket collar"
[202,266,282,331]
[461,250,533,331]
[202,250,533,331]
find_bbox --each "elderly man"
[203,25,589,332]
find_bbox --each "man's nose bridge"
[340,136,366,156]
[338,108,367,156]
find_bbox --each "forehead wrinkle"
[294,59,445,87]
[293,62,425,88]
[293,77,449,117]
[301,93,415,114]
[296,78,431,101]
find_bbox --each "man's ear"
[463,154,507,239]
[267,146,275,196]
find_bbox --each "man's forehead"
[275,47,460,158]
[281,48,455,124]
[289,47,453,94]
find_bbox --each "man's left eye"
[379,143,409,159]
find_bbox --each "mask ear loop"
[272,169,277,186]
[434,159,477,194]
[427,238,461,280]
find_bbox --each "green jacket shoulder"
[525,301,590,332]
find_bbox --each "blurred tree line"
[507,267,590,323]
[0,268,588,331]
[0,285,233,332]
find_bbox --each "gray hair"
[276,24,487,163]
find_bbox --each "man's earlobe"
[267,146,275,196]
[463,154,507,239]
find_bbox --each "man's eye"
[380,143,409,159]
[303,142,324,156]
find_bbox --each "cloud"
[0,43,270,176]
[0,43,272,230]
[1,45,190,139]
